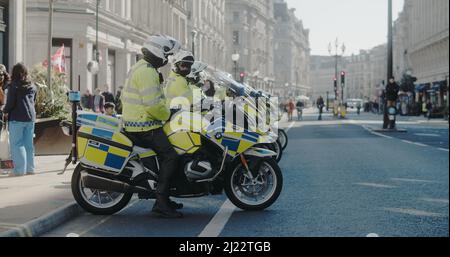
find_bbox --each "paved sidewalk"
[0,155,81,237]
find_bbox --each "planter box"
[35,118,71,156]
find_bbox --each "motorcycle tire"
[224,158,283,211]
[72,164,133,215]
[278,129,288,150]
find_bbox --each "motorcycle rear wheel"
[72,164,133,215]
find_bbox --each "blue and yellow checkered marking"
[84,141,130,171]
[92,128,114,140]
[221,138,240,152]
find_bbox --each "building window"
[233,11,239,22]
[233,31,239,45]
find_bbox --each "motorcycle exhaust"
[81,173,131,193]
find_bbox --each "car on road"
[347,99,364,109]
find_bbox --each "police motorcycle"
[60,77,283,216]
[204,70,284,163]
[233,80,286,160]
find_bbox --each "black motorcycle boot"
[169,199,184,210]
[152,194,183,219]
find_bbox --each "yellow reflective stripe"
[108,146,130,158]
[121,96,143,105]
[139,150,157,159]
[122,95,164,107]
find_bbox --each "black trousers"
[128,128,179,197]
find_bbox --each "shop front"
[0,0,8,67]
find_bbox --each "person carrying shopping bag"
[3,63,37,177]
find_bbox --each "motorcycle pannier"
[77,125,133,173]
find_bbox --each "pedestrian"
[317,96,325,120]
[93,88,105,113]
[422,101,428,118]
[81,89,94,111]
[0,64,11,175]
[288,99,295,121]
[115,86,123,114]
[296,100,304,121]
[356,101,362,115]
[0,64,11,132]
[104,102,117,117]
[102,85,115,103]
[426,100,433,120]
[3,63,37,177]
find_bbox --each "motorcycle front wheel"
[224,158,283,211]
[278,129,289,150]
[71,164,133,215]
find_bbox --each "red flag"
[43,45,66,73]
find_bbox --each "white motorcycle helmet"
[186,61,208,82]
[171,50,195,76]
[164,35,182,56]
[142,35,180,68]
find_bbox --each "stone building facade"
[25,0,188,94]
[225,0,275,94]
[273,0,310,100]
[393,0,449,108]
[0,0,26,70]
[187,0,226,71]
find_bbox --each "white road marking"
[284,121,296,133]
[438,148,449,152]
[199,200,236,237]
[402,140,427,147]
[382,208,447,218]
[361,125,393,139]
[354,183,397,189]
[419,198,449,204]
[414,133,440,137]
[391,178,439,184]
[366,233,380,237]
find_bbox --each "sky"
[285,0,405,56]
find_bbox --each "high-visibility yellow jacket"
[215,87,227,102]
[122,60,170,132]
[165,71,193,109]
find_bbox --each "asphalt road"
[43,116,449,237]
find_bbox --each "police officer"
[186,61,208,89]
[165,51,196,111]
[122,35,183,218]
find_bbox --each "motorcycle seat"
[133,146,155,155]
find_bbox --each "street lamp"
[94,0,100,89]
[47,0,54,95]
[232,53,240,80]
[87,0,100,87]
[191,30,197,57]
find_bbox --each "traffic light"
[240,72,245,83]
[341,71,346,84]
[333,77,337,90]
